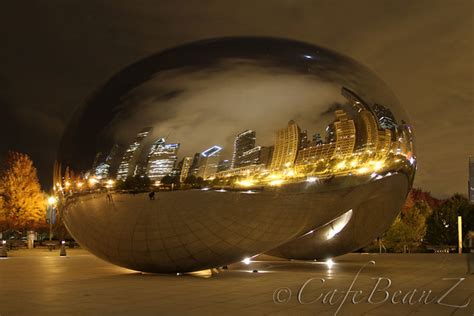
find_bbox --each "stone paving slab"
[0,249,473,315]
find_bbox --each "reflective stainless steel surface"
[56,37,416,273]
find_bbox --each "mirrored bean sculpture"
[56,37,416,273]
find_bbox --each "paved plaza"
[0,249,473,315]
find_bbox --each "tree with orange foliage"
[0,151,46,234]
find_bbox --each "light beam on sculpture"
[56,37,416,273]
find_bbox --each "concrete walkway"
[0,249,473,315]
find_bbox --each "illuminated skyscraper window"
[117,128,152,180]
[197,145,223,179]
[147,138,180,181]
[270,120,301,170]
[231,130,256,169]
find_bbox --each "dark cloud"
[0,0,472,197]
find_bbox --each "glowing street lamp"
[88,177,98,186]
[236,179,254,187]
[47,196,57,206]
[105,179,115,188]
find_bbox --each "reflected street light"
[47,195,57,241]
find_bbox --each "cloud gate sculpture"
[56,37,416,273]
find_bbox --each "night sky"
[0,1,472,198]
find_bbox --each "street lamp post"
[458,216,463,254]
[47,196,57,241]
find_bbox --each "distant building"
[197,145,223,179]
[469,157,474,204]
[146,138,180,181]
[240,146,262,167]
[94,144,120,179]
[312,133,323,146]
[217,159,231,172]
[333,110,356,158]
[189,153,202,176]
[231,130,256,169]
[325,124,336,144]
[117,127,152,180]
[300,130,309,149]
[360,110,379,151]
[179,156,193,183]
[270,120,301,170]
[239,145,275,168]
[169,168,181,177]
[259,146,274,167]
[373,104,398,131]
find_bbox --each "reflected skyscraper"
[360,110,379,151]
[217,159,231,172]
[300,130,309,149]
[197,145,223,179]
[373,103,398,131]
[231,130,256,169]
[333,110,356,158]
[313,133,323,145]
[270,120,301,169]
[146,138,180,181]
[240,146,262,167]
[117,127,152,180]
[179,156,193,183]
[94,144,120,179]
[189,153,201,176]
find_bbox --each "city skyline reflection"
[55,85,414,194]
[54,37,416,273]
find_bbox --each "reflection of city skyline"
[74,86,414,188]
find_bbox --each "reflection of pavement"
[63,174,408,273]
[0,251,472,315]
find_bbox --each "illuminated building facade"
[231,130,256,168]
[179,156,193,183]
[147,139,180,181]
[117,127,152,180]
[240,146,262,167]
[93,144,120,180]
[295,143,336,165]
[270,120,301,169]
[197,145,223,179]
[360,110,379,151]
[333,110,356,158]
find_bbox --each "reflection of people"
[106,191,113,202]
[148,191,155,200]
